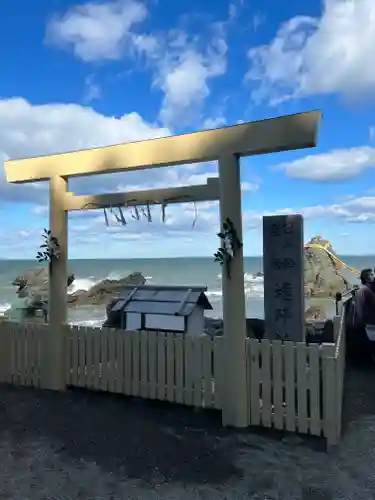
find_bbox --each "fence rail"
[0,317,346,445]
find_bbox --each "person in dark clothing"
[355,268,375,325]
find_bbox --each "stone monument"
[263,214,305,342]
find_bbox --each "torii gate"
[3,110,321,427]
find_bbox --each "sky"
[0,0,375,259]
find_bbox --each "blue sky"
[0,0,374,258]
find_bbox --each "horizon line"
[0,254,374,261]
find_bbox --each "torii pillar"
[41,174,68,391]
[219,154,249,427]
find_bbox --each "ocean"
[0,256,373,327]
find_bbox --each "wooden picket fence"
[0,321,46,388]
[0,322,224,409]
[64,326,224,408]
[0,317,346,445]
[245,313,346,445]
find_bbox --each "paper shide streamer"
[99,197,199,228]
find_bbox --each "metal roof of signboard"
[110,284,213,316]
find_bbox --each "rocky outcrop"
[13,268,75,298]
[68,272,146,307]
[10,268,146,311]
[233,237,352,299]
[304,235,351,298]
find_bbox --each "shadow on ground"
[342,360,375,434]
[0,385,242,485]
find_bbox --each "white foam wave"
[244,272,264,284]
[0,302,11,315]
[207,282,264,301]
[216,271,264,284]
[69,277,99,293]
[69,318,105,328]
[214,272,264,298]
[69,271,152,294]
[107,271,123,280]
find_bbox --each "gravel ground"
[0,363,374,500]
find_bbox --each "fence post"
[333,315,341,342]
[321,343,338,448]
[41,324,67,391]
[0,321,11,383]
[335,309,346,441]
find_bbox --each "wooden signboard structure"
[3,110,321,428]
[263,214,305,342]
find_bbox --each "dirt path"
[0,368,374,499]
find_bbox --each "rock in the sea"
[13,268,75,294]
[12,268,75,303]
[69,272,146,306]
[11,268,146,309]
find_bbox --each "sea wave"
[68,273,153,294]
[0,302,11,316]
[208,272,264,301]
[69,318,105,328]
[245,272,264,284]
[213,272,264,298]
[217,271,264,283]
[68,277,99,293]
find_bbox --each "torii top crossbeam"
[4,111,321,183]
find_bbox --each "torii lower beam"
[64,178,220,211]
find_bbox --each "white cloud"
[46,0,228,126]
[246,0,375,103]
[1,200,222,259]
[0,98,170,160]
[153,30,227,126]
[46,0,149,61]
[240,182,259,193]
[0,97,176,204]
[252,13,265,32]
[83,74,101,103]
[242,195,375,231]
[274,146,375,181]
[202,116,227,130]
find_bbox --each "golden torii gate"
[3,110,321,427]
